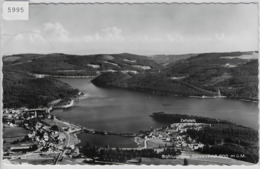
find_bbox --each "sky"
[2,3,259,55]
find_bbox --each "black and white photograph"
[1,0,259,166]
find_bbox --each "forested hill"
[2,53,161,108]
[3,51,258,108]
[151,53,198,66]
[3,53,161,76]
[92,51,259,101]
[150,112,259,163]
[3,71,79,108]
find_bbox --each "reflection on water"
[52,79,259,132]
[77,133,137,148]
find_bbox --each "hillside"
[165,51,258,100]
[3,51,258,108]
[92,72,217,97]
[3,53,161,77]
[150,112,258,163]
[2,53,161,108]
[151,53,198,66]
[92,51,258,101]
[3,71,79,108]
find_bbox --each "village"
[136,120,208,154]
[3,107,211,165]
[3,107,82,164]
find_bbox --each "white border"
[27,0,259,3]
[1,0,259,169]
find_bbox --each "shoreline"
[3,87,258,164]
[189,95,258,103]
[4,103,258,165]
[33,73,97,79]
[189,95,227,99]
[51,115,84,147]
[54,92,88,109]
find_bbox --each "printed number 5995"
[8,7,24,13]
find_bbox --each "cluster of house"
[3,108,27,127]
[25,121,66,150]
[64,145,81,158]
[170,123,208,150]
[144,128,172,142]
[3,108,50,127]
[161,154,177,159]
[3,107,81,160]
[138,122,209,153]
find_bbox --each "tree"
[139,156,142,163]
[183,158,188,166]
[51,125,59,131]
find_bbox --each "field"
[3,126,30,151]
[147,139,173,148]
[6,153,58,165]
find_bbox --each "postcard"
[1,0,259,168]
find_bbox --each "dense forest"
[186,124,258,163]
[3,51,258,106]
[81,142,180,163]
[150,112,231,124]
[3,53,160,76]
[3,53,160,108]
[92,51,258,101]
[150,112,258,163]
[91,72,218,97]
[3,71,79,108]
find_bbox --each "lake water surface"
[52,78,259,147]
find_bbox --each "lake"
[52,78,259,147]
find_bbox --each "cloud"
[13,32,46,43]
[8,22,70,44]
[101,27,124,41]
[166,33,185,42]
[4,32,53,55]
[83,26,124,42]
[11,22,70,43]
[41,22,70,42]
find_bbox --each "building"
[43,132,49,141]
[10,146,31,152]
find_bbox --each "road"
[143,139,149,149]
[54,131,71,164]
[63,131,71,147]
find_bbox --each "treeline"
[4,52,257,101]
[91,57,258,101]
[3,53,160,77]
[150,112,230,124]
[166,53,258,101]
[186,123,258,163]
[91,72,217,97]
[81,142,180,163]
[3,71,79,108]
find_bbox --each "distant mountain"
[3,53,161,76]
[2,53,161,108]
[3,51,258,108]
[151,53,198,66]
[92,51,258,101]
